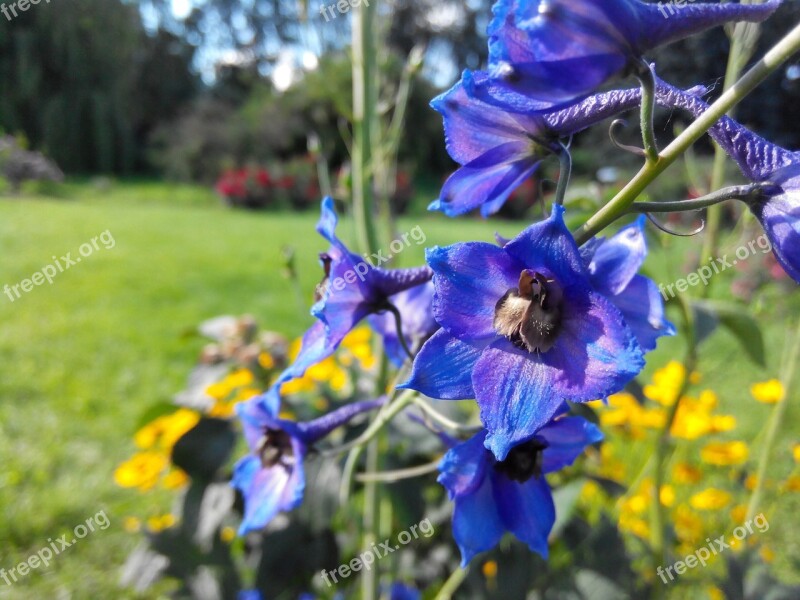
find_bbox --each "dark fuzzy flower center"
[314,253,334,302]
[494,437,549,483]
[258,429,295,469]
[493,270,564,353]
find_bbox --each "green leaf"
[171,418,237,481]
[692,300,766,367]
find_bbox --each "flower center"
[494,436,549,483]
[258,429,295,469]
[493,270,563,353]
[314,253,334,302]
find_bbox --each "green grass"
[0,180,798,597]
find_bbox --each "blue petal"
[753,185,800,284]
[587,216,648,296]
[539,416,603,474]
[427,242,521,341]
[431,76,549,165]
[388,583,421,600]
[451,473,506,567]
[638,1,781,53]
[504,204,589,289]
[472,339,569,461]
[233,456,305,535]
[297,397,386,444]
[610,275,676,353]
[431,141,539,217]
[492,473,554,559]
[236,395,281,450]
[437,430,490,499]
[399,329,481,400]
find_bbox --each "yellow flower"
[782,475,800,492]
[730,505,747,524]
[123,517,141,533]
[710,415,736,433]
[673,462,703,484]
[482,560,498,579]
[707,586,724,600]
[750,379,785,404]
[114,452,168,491]
[701,441,749,466]
[596,393,665,432]
[644,361,686,406]
[760,546,775,563]
[690,489,732,511]
[158,409,201,450]
[674,504,705,544]
[660,485,676,507]
[205,381,232,401]
[258,352,275,370]
[147,514,177,532]
[619,514,650,539]
[162,469,189,490]
[793,444,800,464]
[226,368,254,389]
[221,526,236,543]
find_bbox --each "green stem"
[409,394,481,434]
[553,144,572,206]
[745,319,800,522]
[701,13,759,271]
[649,295,697,593]
[627,185,759,214]
[573,22,800,246]
[361,439,380,600]
[636,61,659,164]
[434,567,469,600]
[351,0,379,256]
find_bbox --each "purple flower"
[233,395,385,534]
[401,204,644,460]
[439,411,602,565]
[583,216,675,351]
[656,83,800,283]
[430,80,645,216]
[267,198,432,401]
[367,281,439,367]
[469,0,781,112]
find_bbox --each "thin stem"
[409,395,481,434]
[745,318,800,522]
[319,389,417,458]
[573,22,800,246]
[361,439,380,600]
[553,143,572,206]
[355,459,441,483]
[627,185,759,213]
[351,0,379,256]
[434,567,469,600]
[636,61,659,163]
[701,11,762,271]
[650,294,697,591]
[384,302,414,361]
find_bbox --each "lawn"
[0,180,798,598]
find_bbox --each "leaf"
[693,300,766,367]
[171,418,237,481]
[550,478,586,539]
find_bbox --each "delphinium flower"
[469,0,781,112]
[367,281,438,367]
[438,409,602,565]
[263,197,432,408]
[233,395,385,534]
[402,205,646,460]
[656,83,800,283]
[430,81,648,216]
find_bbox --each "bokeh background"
[2,0,800,598]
